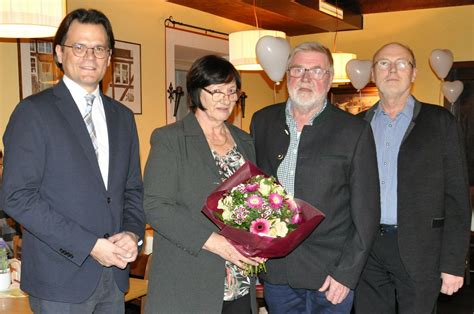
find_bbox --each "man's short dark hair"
[53,8,115,71]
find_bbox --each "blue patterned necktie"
[84,94,99,159]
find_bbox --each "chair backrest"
[13,235,22,259]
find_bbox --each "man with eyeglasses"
[2,9,145,313]
[250,42,380,313]
[354,42,470,313]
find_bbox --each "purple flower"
[268,193,284,208]
[250,218,270,235]
[246,195,263,208]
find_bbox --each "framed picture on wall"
[329,84,379,115]
[18,39,142,114]
[103,40,142,114]
[18,38,62,99]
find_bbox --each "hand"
[318,275,350,304]
[440,272,463,295]
[90,238,131,269]
[108,231,139,263]
[202,232,263,270]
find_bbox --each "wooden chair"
[125,253,152,313]
[13,235,22,259]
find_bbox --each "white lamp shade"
[229,30,286,71]
[332,52,357,83]
[0,0,66,38]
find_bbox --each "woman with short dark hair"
[144,55,261,314]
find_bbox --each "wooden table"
[0,277,148,314]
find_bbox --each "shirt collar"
[375,95,415,119]
[63,75,100,115]
[63,75,100,101]
[285,98,327,126]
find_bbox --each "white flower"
[258,178,272,196]
[218,195,233,210]
[222,208,232,221]
[272,185,285,195]
[268,218,289,237]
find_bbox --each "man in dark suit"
[1,9,145,313]
[250,42,380,313]
[354,42,471,313]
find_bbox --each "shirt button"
[381,181,385,184]
[386,142,390,147]
[388,124,392,127]
[384,162,387,166]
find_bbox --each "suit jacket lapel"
[103,95,118,189]
[182,113,221,182]
[53,81,105,190]
[226,122,254,161]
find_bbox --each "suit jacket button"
[277,154,284,160]
[104,233,110,238]
[107,197,111,204]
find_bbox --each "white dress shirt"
[63,75,109,189]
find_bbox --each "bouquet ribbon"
[202,161,325,258]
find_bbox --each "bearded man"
[250,41,380,314]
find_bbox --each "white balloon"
[346,59,372,91]
[442,80,464,103]
[256,36,290,83]
[430,49,454,80]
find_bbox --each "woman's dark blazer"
[143,113,257,314]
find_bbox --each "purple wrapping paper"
[202,161,325,258]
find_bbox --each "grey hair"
[286,42,334,72]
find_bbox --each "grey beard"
[289,89,326,114]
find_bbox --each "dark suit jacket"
[1,80,145,302]
[143,113,257,314]
[250,102,380,290]
[361,100,470,280]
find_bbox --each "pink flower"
[245,183,259,192]
[246,195,263,208]
[286,198,298,211]
[268,193,284,208]
[291,212,303,224]
[250,218,270,235]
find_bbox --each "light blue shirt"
[370,96,414,225]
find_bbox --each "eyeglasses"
[61,43,111,59]
[374,59,414,71]
[202,87,241,102]
[288,67,331,80]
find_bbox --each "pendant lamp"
[229,30,286,71]
[0,0,66,38]
[332,52,357,83]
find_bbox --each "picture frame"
[329,83,379,115]
[18,38,62,99]
[18,39,142,114]
[103,40,142,114]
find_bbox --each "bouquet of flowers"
[202,161,325,274]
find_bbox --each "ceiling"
[166,0,472,36]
